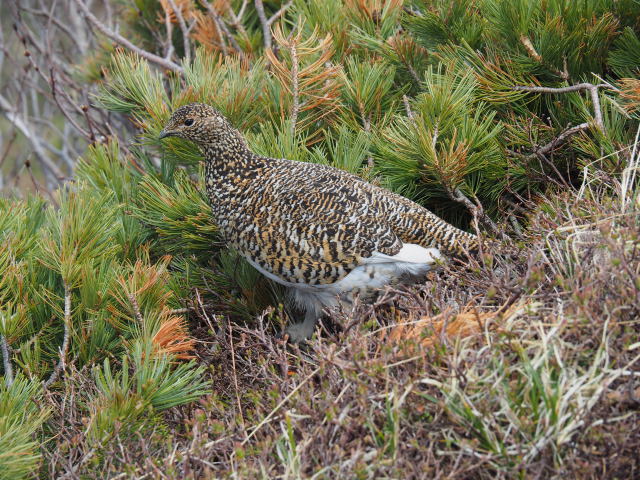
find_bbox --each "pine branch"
[266,26,341,138]
[290,40,300,136]
[128,294,144,325]
[402,94,415,120]
[71,0,184,74]
[1,334,13,388]
[512,83,609,132]
[404,104,501,236]
[44,281,72,388]
[519,35,568,80]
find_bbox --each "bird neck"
[201,132,264,176]
[201,131,267,210]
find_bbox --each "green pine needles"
[1,0,640,477]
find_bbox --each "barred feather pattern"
[161,103,477,338]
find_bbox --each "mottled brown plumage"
[160,103,477,340]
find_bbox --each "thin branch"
[49,66,92,139]
[532,122,590,158]
[446,187,503,237]
[241,366,321,446]
[227,0,249,37]
[228,322,246,434]
[71,0,184,74]
[19,6,77,42]
[44,281,72,388]
[513,83,609,132]
[201,1,242,54]
[236,0,249,22]
[254,0,272,50]
[512,83,608,96]
[254,0,292,50]
[128,294,144,324]
[162,1,175,61]
[290,39,299,137]
[266,0,293,26]
[402,94,414,120]
[508,122,590,163]
[0,93,66,181]
[166,0,192,61]
[211,14,229,56]
[1,335,14,388]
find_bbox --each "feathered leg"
[285,307,319,342]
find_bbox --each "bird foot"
[284,321,316,343]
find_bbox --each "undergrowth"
[36,184,640,478]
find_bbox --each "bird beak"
[159,129,173,140]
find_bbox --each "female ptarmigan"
[160,103,478,341]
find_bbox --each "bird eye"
[184,118,194,126]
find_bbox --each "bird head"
[159,103,233,146]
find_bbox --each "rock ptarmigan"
[160,103,478,341]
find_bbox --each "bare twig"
[210,14,229,56]
[0,93,66,181]
[513,83,609,132]
[254,0,272,50]
[227,0,249,38]
[446,186,503,237]
[49,67,92,139]
[71,0,184,74]
[166,0,192,61]
[162,1,175,61]
[533,122,590,159]
[266,0,293,26]
[44,281,72,388]
[507,123,590,166]
[241,366,321,446]
[1,334,14,388]
[255,0,293,50]
[236,0,249,23]
[200,1,242,54]
[228,322,246,434]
